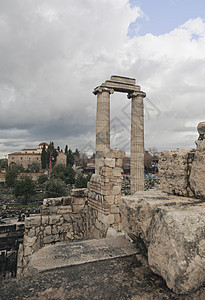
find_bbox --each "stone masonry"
[159,121,205,199]
[17,190,87,276]
[93,75,146,194]
[87,149,125,239]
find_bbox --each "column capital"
[127,91,146,99]
[93,86,114,95]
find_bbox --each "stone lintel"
[93,86,114,95]
[127,91,146,99]
[102,81,140,93]
[110,75,136,85]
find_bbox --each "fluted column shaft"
[95,87,114,174]
[129,91,146,194]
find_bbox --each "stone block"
[148,205,205,294]
[72,198,85,205]
[113,167,122,177]
[63,214,72,223]
[105,158,115,168]
[41,216,49,225]
[25,216,41,228]
[112,185,121,195]
[44,225,52,236]
[57,205,72,214]
[27,236,37,247]
[111,205,119,214]
[24,246,32,257]
[114,213,121,223]
[49,215,61,225]
[28,228,36,237]
[115,158,122,167]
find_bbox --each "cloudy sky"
[1,0,205,158]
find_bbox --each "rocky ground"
[0,252,204,299]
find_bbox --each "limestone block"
[28,228,36,237]
[114,195,121,204]
[148,205,205,294]
[49,215,61,225]
[114,213,121,223]
[43,234,60,244]
[158,149,195,197]
[107,214,114,225]
[72,204,85,213]
[44,225,52,236]
[71,188,87,197]
[25,216,41,228]
[190,150,205,199]
[27,236,37,247]
[115,158,122,167]
[24,246,32,257]
[63,214,72,223]
[41,216,49,225]
[113,167,122,177]
[48,206,58,214]
[57,205,72,214]
[120,190,201,245]
[112,185,121,195]
[111,205,120,214]
[72,198,85,205]
[105,158,115,168]
[104,195,114,205]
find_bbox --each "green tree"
[0,159,8,170]
[67,148,74,167]
[75,173,91,188]
[5,165,23,187]
[65,145,68,154]
[45,178,66,198]
[14,176,36,203]
[37,174,48,184]
[41,144,47,169]
[51,164,76,185]
[47,142,58,168]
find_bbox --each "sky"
[1,0,205,158]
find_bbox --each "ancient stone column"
[93,87,114,174]
[128,91,146,194]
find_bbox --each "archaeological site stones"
[8,77,205,297]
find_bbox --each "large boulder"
[148,204,205,294]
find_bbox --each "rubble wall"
[17,190,87,276]
[158,149,195,197]
[87,150,124,239]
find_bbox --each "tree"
[45,178,66,198]
[41,144,47,169]
[51,164,76,185]
[67,148,74,167]
[65,145,68,154]
[75,173,91,188]
[37,174,48,184]
[5,165,23,187]
[47,142,58,168]
[0,159,8,170]
[14,176,36,203]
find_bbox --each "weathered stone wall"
[158,149,196,197]
[120,190,205,294]
[87,150,124,239]
[17,190,87,276]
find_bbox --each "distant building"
[8,142,66,170]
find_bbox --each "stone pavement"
[0,238,205,299]
[27,237,138,274]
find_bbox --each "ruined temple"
[1,77,205,299]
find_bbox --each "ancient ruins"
[15,76,205,297]
[93,75,146,194]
